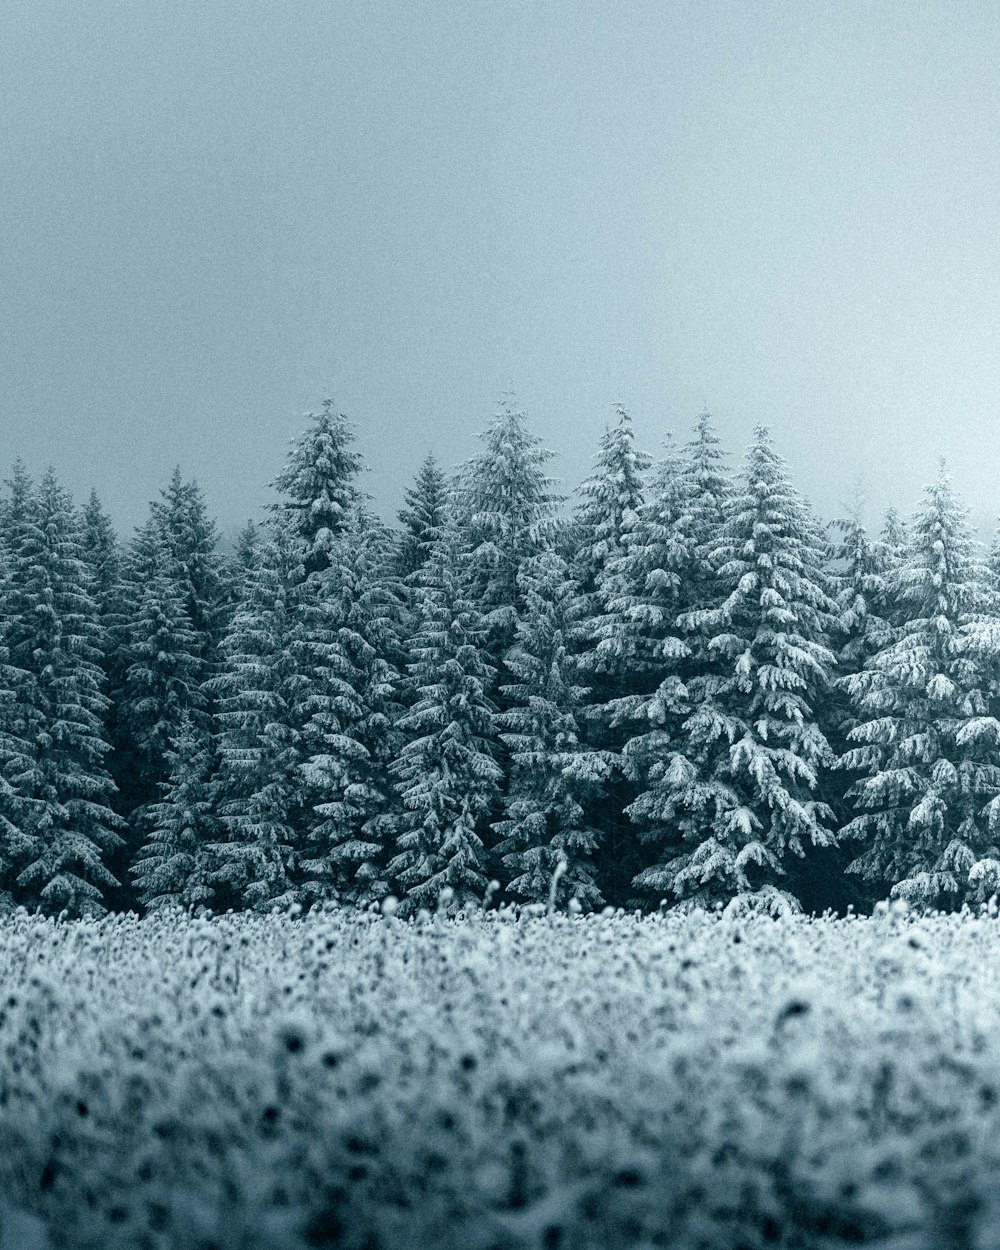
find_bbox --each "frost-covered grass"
[1,907,999,1248]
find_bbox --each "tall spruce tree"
[631,427,838,913]
[493,553,607,908]
[118,557,206,807]
[296,516,405,907]
[588,409,732,740]
[456,397,559,658]
[572,404,651,600]
[148,468,226,655]
[208,532,306,911]
[271,400,367,576]
[839,468,1000,908]
[397,453,450,581]
[388,528,502,913]
[79,490,123,629]
[0,465,36,905]
[112,472,222,830]
[131,714,218,912]
[580,413,732,903]
[677,410,733,614]
[582,434,694,900]
[591,433,693,730]
[0,470,123,916]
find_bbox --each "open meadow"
[0,905,997,1248]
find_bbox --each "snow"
[2,905,1000,1246]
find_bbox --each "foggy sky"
[2,1,1000,541]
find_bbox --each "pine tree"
[79,490,122,626]
[296,517,405,907]
[214,519,265,640]
[456,396,560,654]
[131,714,218,912]
[678,409,733,613]
[591,433,693,728]
[575,434,692,901]
[0,470,123,916]
[271,400,367,576]
[0,467,35,905]
[632,427,838,913]
[398,453,450,580]
[231,519,262,593]
[832,519,899,677]
[148,468,226,656]
[0,460,33,541]
[571,404,651,599]
[579,414,732,903]
[588,412,731,740]
[840,468,1000,908]
[111,472,221,833]
[493,553,608,908]
[879,508,910,629]
[118,556,206,809]
[208,533,306,911]
[388,529,502,913]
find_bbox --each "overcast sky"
[2,1,999,540]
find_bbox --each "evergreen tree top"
[881,505,908,551]
[234,519,261,569]
[398,454,451,577]
[458,396,561,536]
[897,466,986,624]
[684,408,731,504]
[271,400,368,572]
[576,404,651,526]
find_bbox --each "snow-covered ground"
[0,904,996,1247]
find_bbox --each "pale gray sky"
[2,1,999,538]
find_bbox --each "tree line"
[0,398,996,918]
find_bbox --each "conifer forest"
[1,397,995,922]
[5,401,1000,1249]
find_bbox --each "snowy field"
[0,907,998,1248]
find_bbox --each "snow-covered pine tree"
[110,472,224,832]
[840,467,1000,908]
[882,504,908,553]
[677,409,733,613]
[571,404,651,600]
[591,432,693,732]
[130,714,218,912]
[271,399,367,576]
[0,466,36,905]
[295,515,405,907]
[0,469,123,916]
[147,467,226,656]
[117,554,206,811]
[588,411,731,740]
[572,430,690,900]
[493,553,608,909]
[832,518,898,678]
[231,519,262,595]
[234,518,262,570]
[579,413,733,903]
[631,426,838,913]
[805,506,902,911]
[388,527,502,913]
[397,453,450,581]
[207,532,306,911]
[213,518,265,641]
[456,396,560,659]
[0,460,33,542]
[80,489,122,628]
[879,507,910,629]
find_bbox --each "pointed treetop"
[398,452,451,577]
[271,399,368,574]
